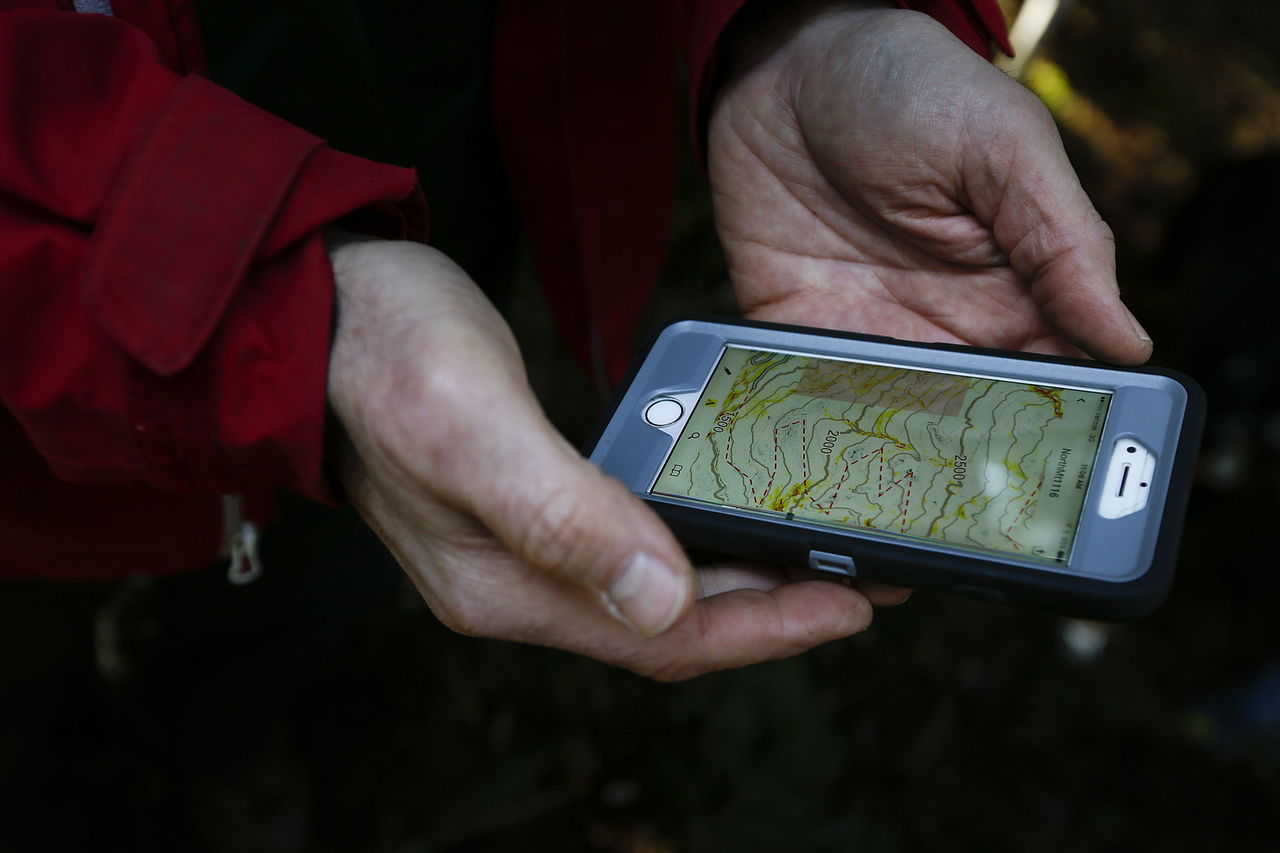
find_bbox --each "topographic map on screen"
[651,347,1111,561]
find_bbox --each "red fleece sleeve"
[0,11,425,501]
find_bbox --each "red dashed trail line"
[1001,474,1045,548]
[899,470,915,532]
[815,446,885,516]
[726,417,904,517]
[723,436,758,505]
[722,406,760,504]
[799,421,809,482]
[762,419,806,501]
[877,474,912,497]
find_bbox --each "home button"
[644,398,684,426]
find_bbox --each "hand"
[326,238,887,680]
[709,4,1152,364]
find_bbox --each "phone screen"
[650,346,1112,563]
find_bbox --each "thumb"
[441,405,695,637]
[974,94,1153,365]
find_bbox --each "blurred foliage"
[1028,1,1280,339]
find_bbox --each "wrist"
[324,235,401,438]
[713,1,893,97]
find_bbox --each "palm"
[708,7,1150,365]
[711,147,1072,353]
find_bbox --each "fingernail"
[1125,306,1152,344]
[605,552,687,636]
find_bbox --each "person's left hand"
[326,237,888,682]
[709,3,1153,365]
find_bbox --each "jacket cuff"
[684,0,748,150]
[73,75,424,501]
[897,0,1014,59]
[82,75,325,376]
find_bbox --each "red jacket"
[0,0,1009,581]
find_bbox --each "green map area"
[651,347,1112,561]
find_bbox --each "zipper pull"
[226,520,263,585]
[222,494,264,585]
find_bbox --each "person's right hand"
[708,4,1152,364]
[326,238,885,681]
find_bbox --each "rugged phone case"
[589,317,1206,621]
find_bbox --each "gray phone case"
[588,317,1205,620]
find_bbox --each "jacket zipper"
[221,493,263,585]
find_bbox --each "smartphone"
[588,317,1204,620]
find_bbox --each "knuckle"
[403,374,476,463]
[435,603,489,639]
[515,480,598,577]
[431,578,513,641]
[415,554,512,642]
[644,663,703,684]
[1092,215,1117,249]
[622,651,701,683]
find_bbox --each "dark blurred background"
[17,1,1280,851]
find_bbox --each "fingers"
[782,566,912,607]
[329,239,879,677]
[1013,207,1151,365]
[328,239,695,639]
[851,579,912,607]
[972,91,1153,365]
[430,395,695,638]
[327,238,893,678]
[696,563,790,598]
[695,563,911,607]
[521,574,874,682]
[484,458,693,638]
[412,527,877,680]
[626,580,874,681]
